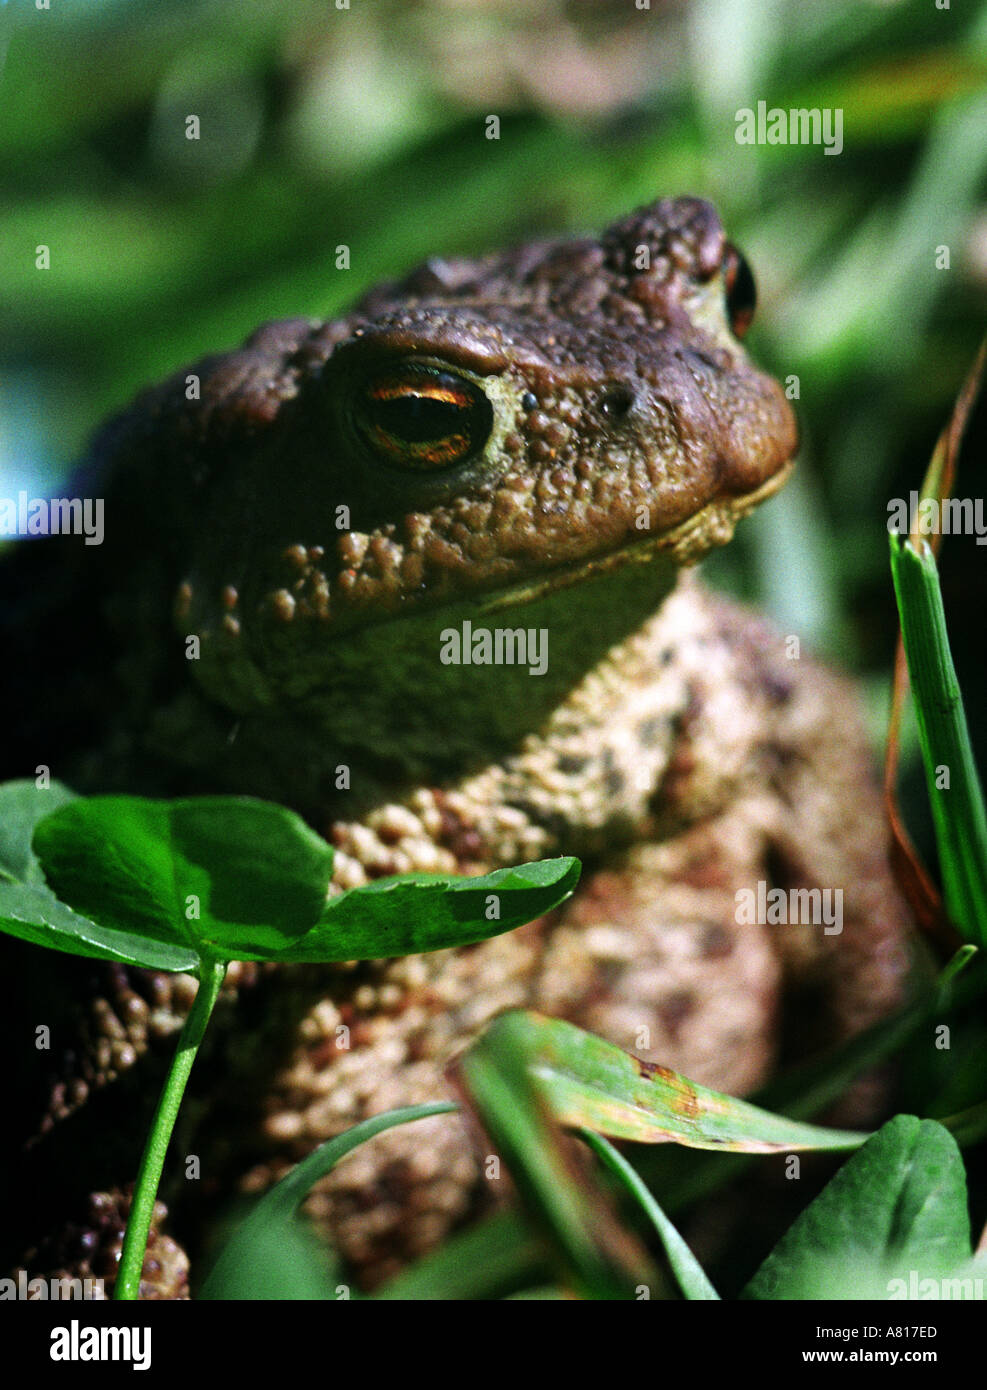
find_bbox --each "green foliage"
[373,1212,546,1301]
[578,1131,720,1300]
[5,772,981,1300]
[269,859,582,963]
[890,534,987,944]
[0,780,198,970]
[33,795,334,961]
[199,1104,457,1300]
[203,1023,985,1302]
[0,783,579,970]
[0,778,77,884]
[460,1011,866,1153]
[0,779,578,1299]
[743,1117,975,1300]
[456,1012,664,1299]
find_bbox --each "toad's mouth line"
[468,457,795,617]
[217,457,794,658]
[202,459,794,708]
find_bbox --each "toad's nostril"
[600,385,636,419]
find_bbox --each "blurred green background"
[1,0,985,873]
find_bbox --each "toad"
[0,196,909,1295]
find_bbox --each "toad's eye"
[354,364,493,470]
[722,243,757,338]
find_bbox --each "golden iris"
[355,363,494,470]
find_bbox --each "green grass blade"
[457,1019,663,1300]
[578,1130,719,1300]
[478,1012,866,1152]
[889,533,987,943]
[198,1102,457,1299]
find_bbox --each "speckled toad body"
[1,198,909,1295]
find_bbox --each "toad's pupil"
[374,393,461,443]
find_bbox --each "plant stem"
[114,958,228,1300]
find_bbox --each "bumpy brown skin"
[1,198,909,1295]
